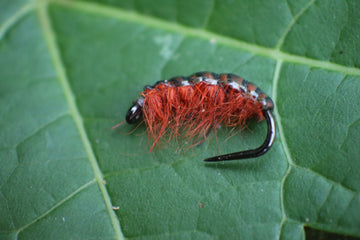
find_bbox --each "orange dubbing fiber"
[142,81,264,152]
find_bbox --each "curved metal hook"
[204,110,276,162]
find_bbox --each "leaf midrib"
[36,0,124,239]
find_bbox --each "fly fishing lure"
[123,72,276,162]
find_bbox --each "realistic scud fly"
[115,72,276,162]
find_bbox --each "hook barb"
[204,110,276,162]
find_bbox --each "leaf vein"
[293,164,357,194]
[201,0,215,29]
[36,1,124,239]
[0,2,34,41]
[272,59,294,234]
[275,0,316,49]
[13,113,69,149]
[16,180,96,233]
[50,0,360,76]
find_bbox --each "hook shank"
[204,110,276,162]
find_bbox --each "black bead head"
[126,103,143,124]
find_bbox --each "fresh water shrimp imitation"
[119,72,276,162]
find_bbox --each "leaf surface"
[1,0,360,239]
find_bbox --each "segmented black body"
[142,72,274,110]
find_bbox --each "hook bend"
[204,110,276,162]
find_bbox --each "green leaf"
[1,0,359,239]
